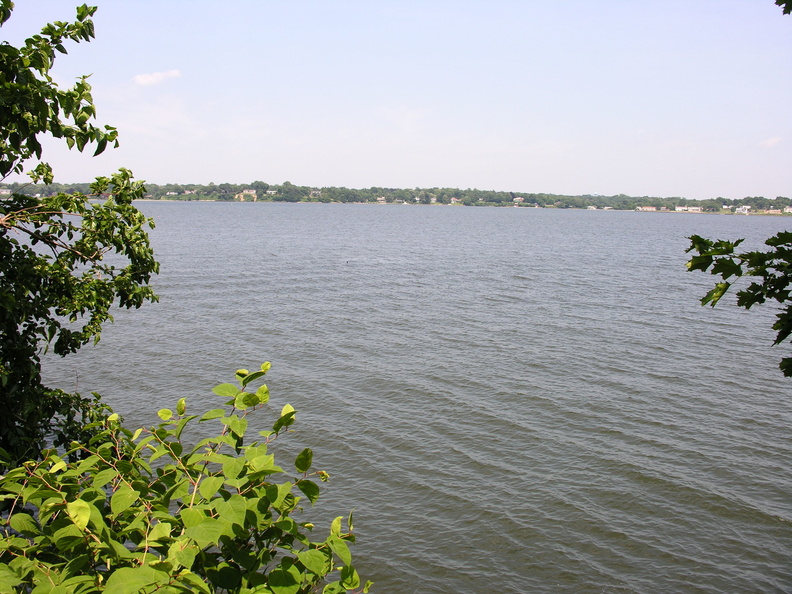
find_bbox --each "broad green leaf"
[268,563,301,594]
[103,566,164,594]
[297,549,328,575]
[214,494,247,527]
[328,536,352,566]
[330,516,343,537]
[249,454,281,474]
[222,456,245,480]
[198,476,224,500]
[66,499,91,531]
[212,383,239,398]
[200,408,226,421]
[157,408,173,421]
[176,398,187,416]
[297,480,320,504]
[228,415,248,438]
[294,448,313,473]
[266,482,293,509]
[0,566,22,592]
[240,370,266,386]
[168,538,199,569]
[93,468,118,488]
[273,411,297,434]
[340,565,360,589]
[52,524,84,551]
[180,507,207,528]
[260,361,272,373]
[110,484,140,515]
[184,517,225,548]
[9,513,39,535]
[147,521,171,543]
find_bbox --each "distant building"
[687,206,702,213]
[736,205,751,214]
[636,206,656,212]
[513,196,524,203]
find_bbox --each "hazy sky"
[3,1,791,199]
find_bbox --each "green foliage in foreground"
[687,232,792,376]
[0,364,371,594]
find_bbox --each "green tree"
[0,2,158,464]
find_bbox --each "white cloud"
[133,69,181,86]
[759,136,782,148]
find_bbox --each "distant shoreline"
[129,198,790,216]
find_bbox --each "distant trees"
[6,178,791,213]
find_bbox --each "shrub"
[0,364,370,594]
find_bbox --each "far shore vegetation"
[2,180,790,214]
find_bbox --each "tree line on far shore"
[2,179,789,212]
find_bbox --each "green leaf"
[198,476,224,500]
[157,408,173,421]
[9,513,39,535]
[297,480,320,504]
[200,408,226,421]
[66,499,91,531]
[214,494,247,527]
[110,484,140,515]
[701,282,731,306]
[330,516,343,537]
[240,370,266,386]
[0,566,22,592]
[176,398,187,416]
[328,536,352,566]
[168,537,199,569]
[297,549,328,575]
[148,521,171,543]
[212,383,239,398]
[340,565,360,589]
[268,563,302,594]
[184,517,226,548]
[103,566,164,594]
[256,383,270,403]
[222,456,245,480]
[92,468,118,488]
[295,448,313,473]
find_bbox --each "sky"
[2,0,791,200]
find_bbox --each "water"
[43,203,792,593]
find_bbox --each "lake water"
[43,203,792,593]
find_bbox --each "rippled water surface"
[44,203,792,593]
